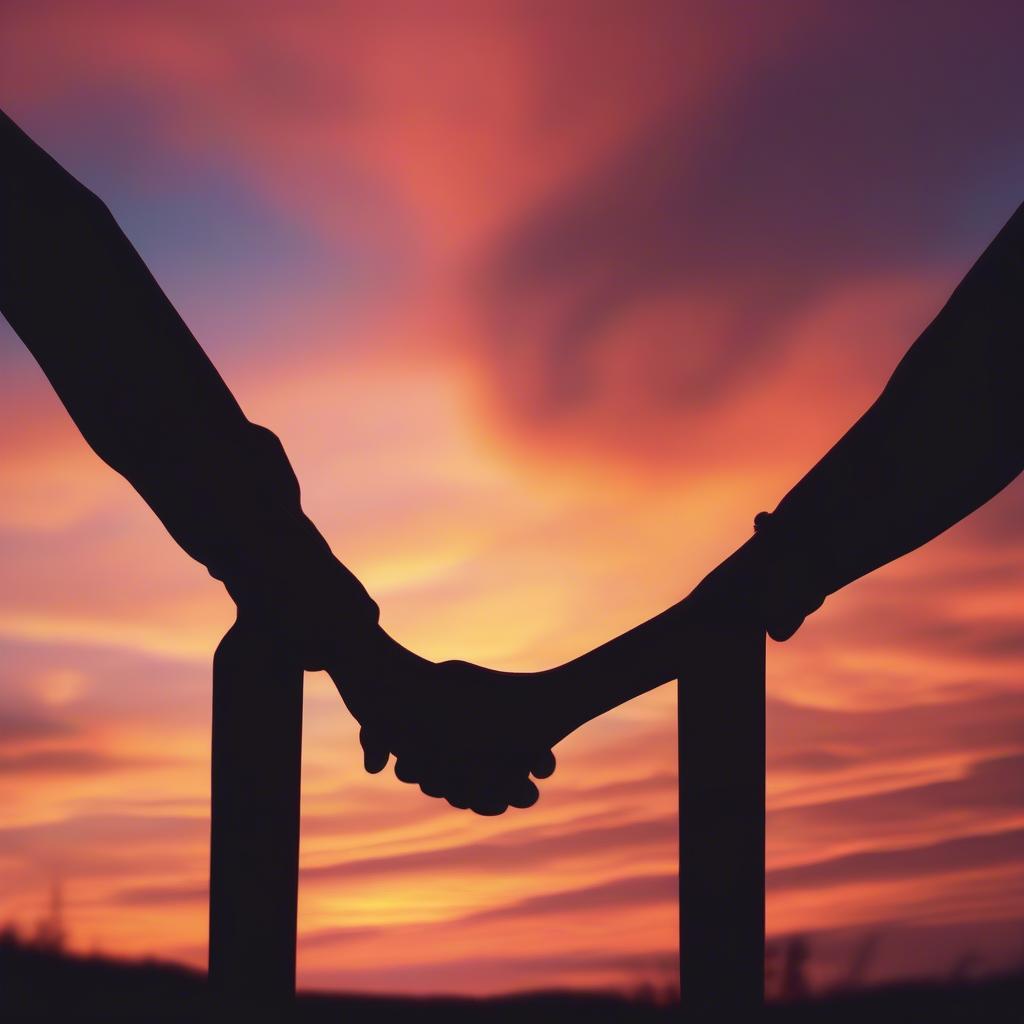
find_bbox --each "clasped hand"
[327,629,565,816]
[238,530,791,816]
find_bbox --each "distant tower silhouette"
[779,934,810,1002]
[33,880,66,953]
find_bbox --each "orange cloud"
[2,0,1024,998]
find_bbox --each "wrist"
[745,513,827,640]
[197,420,380,663]
[542,667,586,744]
[542,659,624,743]
[215,515,380,670]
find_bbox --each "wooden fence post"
[208,616,304,1007]
[679,621,766,1014]
[204,613,764,1011]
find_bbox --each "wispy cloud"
[1,0,1023,996]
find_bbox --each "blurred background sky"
[2,0,1024,996]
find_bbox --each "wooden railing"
[208,617,304,1008]
[207,620,768,1012]
[679,623,766,1012]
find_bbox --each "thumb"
[359,724,391,774]
[766,612,806,643]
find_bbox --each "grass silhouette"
[3,929,1024,1022]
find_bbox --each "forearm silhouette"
[756,200,1024,637]
[0,108,380,663]
[2,108,564,814]
[541,200,1024,733]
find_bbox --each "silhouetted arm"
[544,201,1024,733]
[755,199,1024,636]
[306,201,1024,792]
[0,108,379,662]
[0,108,563,811]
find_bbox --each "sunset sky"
[2,0,1024,997]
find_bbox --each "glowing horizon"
[2,1,1023,996]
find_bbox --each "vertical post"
[209,615,304,1008]
[678,621,765,1014]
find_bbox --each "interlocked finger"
[506,776,540,809]
[531,749,557,780]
